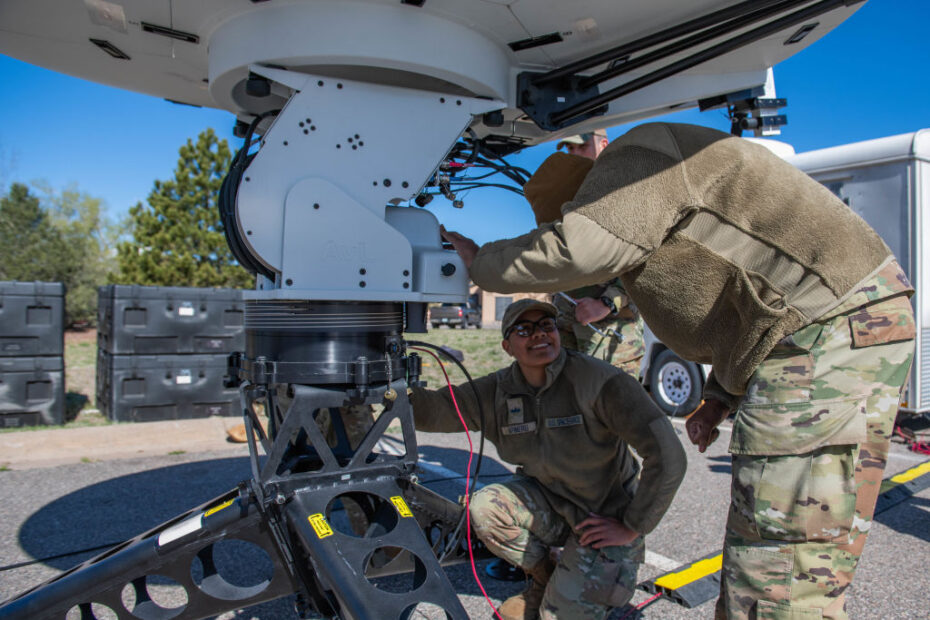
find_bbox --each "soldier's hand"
[575,297,612,325]
[439,226,479,269]
[685,398,731,453]
[576,514,639,548]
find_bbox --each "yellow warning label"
[308,513,334,539]
[390,495,413,518]
[204,499,234,518]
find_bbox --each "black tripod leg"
[1,378,493,620]
[0,488,302,620]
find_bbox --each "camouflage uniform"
[553,280,645,378]
[470,476,645,619]
[466,123,916,619]
[718,269,916,619]
[411,347,686,619]
[315,404,376,450]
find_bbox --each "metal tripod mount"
[0,301,487,620]
[227,299,483,619]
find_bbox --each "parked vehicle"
[639,325,709,417]
[429,297,481,329]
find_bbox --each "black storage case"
[97,285,245,355]
[96,351,239,422]
[0,281,65,357]
[0,356,65,427]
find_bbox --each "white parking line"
[417,458,486,489]
[375,437,405,456]
[645,550,684,572]
[376,435,486,488]
[888,450,930,464]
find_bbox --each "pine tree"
[114,129,252,288]
[0,183,67,283]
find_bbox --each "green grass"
[0,409,111,433]
[6,327,508,433]
[64,332,101,424]
[409,327,511,389]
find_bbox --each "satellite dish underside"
[1,0,864,144]
[0,0,867,300]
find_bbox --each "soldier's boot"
[226,419,267,443]
[497,557,555,620]
[226,423,248,443]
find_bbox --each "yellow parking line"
[880,459,930,493]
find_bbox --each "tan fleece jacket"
[470,123,897,403]
[410,349,686,534]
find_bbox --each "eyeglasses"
[506,316,557,338]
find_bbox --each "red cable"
[410,347,504,620]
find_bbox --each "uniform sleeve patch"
[545,415,583,428]
[849,300,915,348]
[501,421,537,435]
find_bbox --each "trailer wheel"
[649,349,702,416]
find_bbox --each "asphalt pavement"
[0,415,927,619]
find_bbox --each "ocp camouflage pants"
[470,476,644,619]
[717,293,915,619]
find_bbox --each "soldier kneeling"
[410,299,687,619]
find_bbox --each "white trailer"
[790,130,930,413]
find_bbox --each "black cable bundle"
[218,111,280,280]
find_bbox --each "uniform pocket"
[720,544,792,611]
[742,322,824,405]
[756,600,823,619]
[752,445,858,543]
[564,535,644,607]
[731,396,866,455]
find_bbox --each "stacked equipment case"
[0,281,65,427]
[96,285,244,422]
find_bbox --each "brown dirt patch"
[65,328,97,345]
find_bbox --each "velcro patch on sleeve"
[849,299,915,348]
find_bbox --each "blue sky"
[1,0,928,245]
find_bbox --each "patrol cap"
[500,299,558,337]
[555,129,607,151]
[555,134,587,149]
[523,152,593,226]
